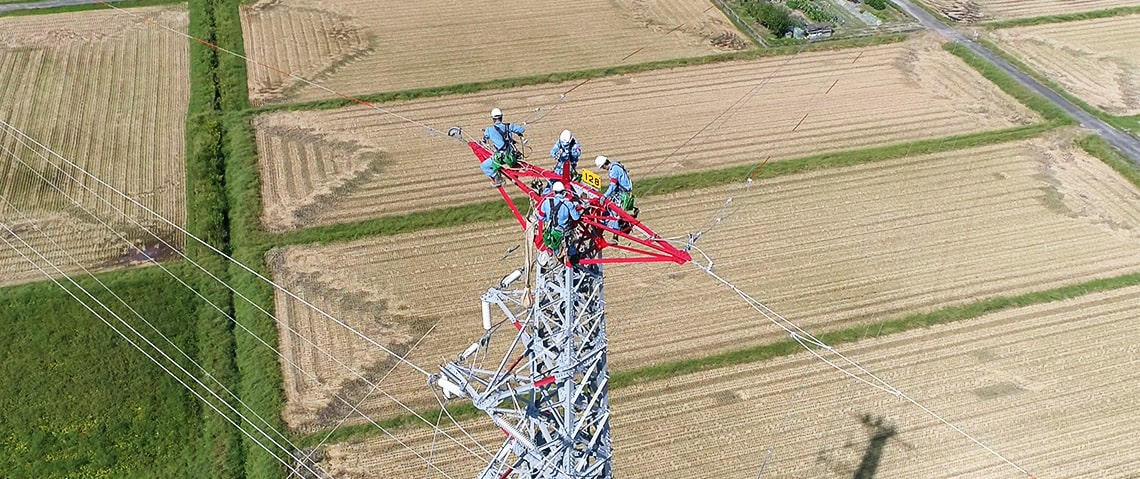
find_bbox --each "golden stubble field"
[239,0,747,106]
[0,7,189,288]
[267,133,1140,431]
[920,0,1138,22]
[319,284,1140,478]
[990,13,1140,116]
[254,35,1038,232]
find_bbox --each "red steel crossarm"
[467,141,691,265]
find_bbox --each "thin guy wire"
[0,114,433,379]
[696,265,1035,478]
[0,224,314,478]
[0,144,319,474]
[0,127,490,465]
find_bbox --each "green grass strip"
[269,122,1056,248]
[1078,135,1140,188]
[251,34,907,114]
[295,403,481,449]
[272,196,525,247]
[984,6,1140,29]
[300,269,1140,445]
[639,122,1055,196]
[615,273,1140,387]
[977,38,1140,136]
[0,0,183,18]
[943,42,1074,125]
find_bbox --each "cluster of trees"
[866,0,888,9]
[742,0,798,37]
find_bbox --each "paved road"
[0,0,126,13]
[892,0,1140,163]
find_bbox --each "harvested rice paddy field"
[239,0,747,106]
[920,0,1139,22]
[0,7,189,287]
[318,284,1140,478]
[254,35,1038,232]
[268,134,1140,431]
[989,13,1140,116]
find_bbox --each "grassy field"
[0,267,208,478]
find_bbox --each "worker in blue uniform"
[550,129,581,182]
[480,108,526,187]
[594,155,636,234]
[538,181,581,258]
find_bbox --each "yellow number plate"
[580,169,604,190]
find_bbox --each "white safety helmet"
[552,181,566,193]
[490,108,503,119]
[594,155,609,169]
[559,130,573,144]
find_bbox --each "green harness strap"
[542,198,566,250]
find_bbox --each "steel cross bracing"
[434,258,612,479]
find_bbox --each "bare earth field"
[920,0,1138,22]
[239,0,747,106]
[267,134,1140,431]
[990,14,1140,116]
[0,7,189,288]
[254,35,1038,232]
[320,284,1140,478]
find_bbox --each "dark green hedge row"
[185,0,244,476]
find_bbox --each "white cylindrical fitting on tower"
[437,376,465,399]
[481,300,492,330]
[500,268,523,288]
[460,342,480,361]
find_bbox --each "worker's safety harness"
[541,196,567,251]
[610,162,636,212]
[491,123,521,171]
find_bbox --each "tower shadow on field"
[853,414,898,479]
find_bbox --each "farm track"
[255,36,1038,232]
[268,135,1140,430]
[990,13,1140,116]
[920,0,1138,21]
[0,7,189,287]
[319,284,1140,478]
[239,0,745,106]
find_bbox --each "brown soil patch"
[255,35,1038,232]
[990,13,1140,115]
[268,134,1140,431]
[0,7,189,288]
[239,0,747,106]
[921,0,1138,21]
[319,285,1140,477]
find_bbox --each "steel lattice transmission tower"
[435,254,612,478]
[430,131,691,478]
